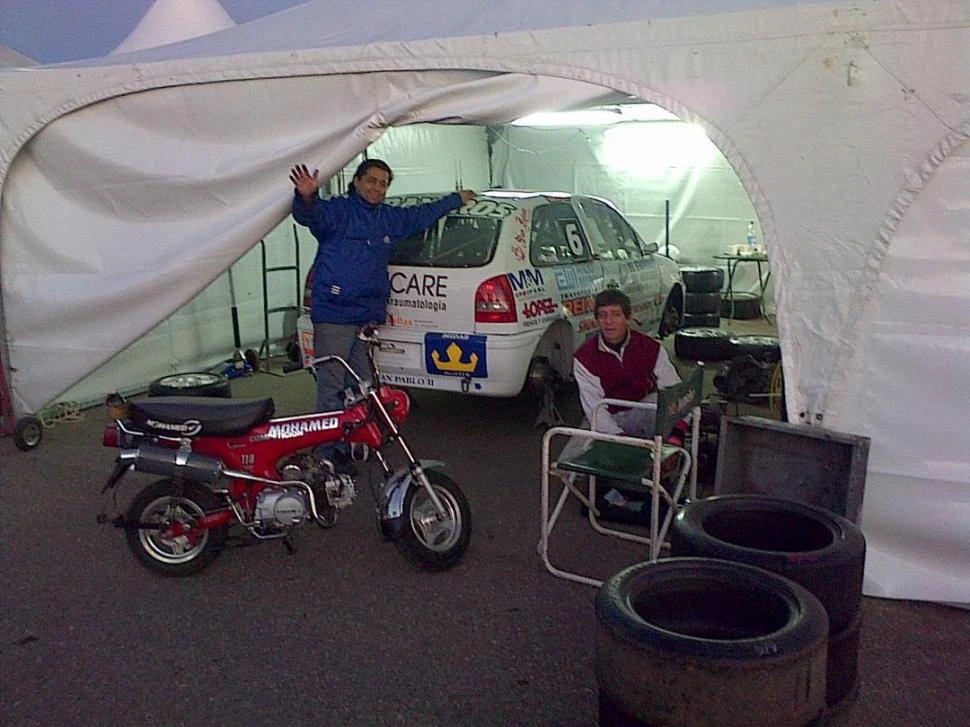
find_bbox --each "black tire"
[148,372,231,398]
[682,311,721,328]
[730,334,781,363]
[285,338,302,363]
[125,479,228,576]
[657,289,683,339]
[596,558,828,727]
[679,265,724,293]
[684,291,722,314]
[394,470,471,571]
[670,495,866,632]
[673,327,733,362]
[826,609,862,709]
[13,416,43,451]
[721,291,762,319]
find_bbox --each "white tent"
[0,45,34,68]
[111,0,236,55]
[1,0,968,604]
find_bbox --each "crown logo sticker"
[431,342,479,373]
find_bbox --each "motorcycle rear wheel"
[125,479,227,576]
[395,470,471,571]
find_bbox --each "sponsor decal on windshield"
[425,333,487,378]
[386,196,515,219]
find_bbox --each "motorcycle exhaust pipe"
[120,445,224,485]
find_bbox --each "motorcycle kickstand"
[283,534,296,555]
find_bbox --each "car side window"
[578,199,644,260]
[530,202,592,266]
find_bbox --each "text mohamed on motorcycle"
[289,160,476,471]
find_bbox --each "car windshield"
[391,215,501,267]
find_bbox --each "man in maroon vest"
[574,289,682,437]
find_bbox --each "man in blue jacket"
[290,160,475,470]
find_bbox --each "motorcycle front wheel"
[395,470,471,571]
[125,479,228,577]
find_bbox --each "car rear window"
[391,215,501,268]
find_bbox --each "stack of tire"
[594,496,865,725]
[679,265,724,329]
[595,558,828,726]
[670,495,865,716]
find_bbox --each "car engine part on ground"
[678,265,725,294]
[721,291,762,319]
[729,334,781,362]
[673,327,734,362]
[148,372,231,398]
[595,557,828,726]
[713,354,775,404]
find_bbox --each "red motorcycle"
[99,328,471,576]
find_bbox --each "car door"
[530,199,604,345]
[574,196,662,330]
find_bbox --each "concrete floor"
[2,314,969,725]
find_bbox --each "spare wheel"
[148,372,231,398]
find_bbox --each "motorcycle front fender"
[379,460,446,525]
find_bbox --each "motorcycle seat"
[129,396,276,437]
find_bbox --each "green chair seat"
[557,440,680,488]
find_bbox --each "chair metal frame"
[539,370,702,587]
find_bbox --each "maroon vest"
[575,331,661,412]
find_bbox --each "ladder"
[258,227,302,375]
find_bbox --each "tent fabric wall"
[56,124,492,407]
[1,0,968,603]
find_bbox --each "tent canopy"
[110,0,237,56]
[1,0,968,603]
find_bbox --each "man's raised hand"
[289,164,320,202]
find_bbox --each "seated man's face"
[595,304,630,344]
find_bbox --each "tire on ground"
[673,327,733,362]
[679,265,724,293]
[730,334,781,362]
[669,494,866,633]
[14,416,43,451]
[685,291,722,314]
[721,291,762,319]
[595,557,828,727]
[682,312,721,328]
[826,609,862,709]
[148,372,231,398]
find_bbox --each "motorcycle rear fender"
[380,460,446,521]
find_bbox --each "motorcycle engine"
[278,454,357,510]
[254,488,308,529]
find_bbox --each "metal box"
[714,416,870,522]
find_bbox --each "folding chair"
[539,367,703,586]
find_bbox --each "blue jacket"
[293,190,463,325]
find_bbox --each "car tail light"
[475,275,518,323]
[102,424,120,448]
